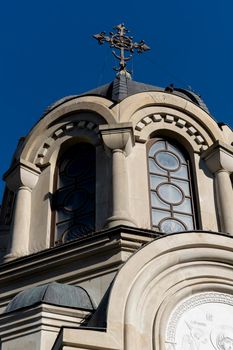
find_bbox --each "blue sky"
[0,0,233,199]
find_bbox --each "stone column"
[100,123,136,228]
[202,141,233,235]
[4,160,40,260]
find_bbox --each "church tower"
[0,24,233,350]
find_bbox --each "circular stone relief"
[160,219,186,233]
[155,151,180,171]
[165,292,233,350]
[157,183,184,205]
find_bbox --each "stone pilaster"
[100,123,136,228]
[202,141,233,235]
[3,160,40,260]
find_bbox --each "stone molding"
[99,122,134,155]
[0,226,158,313]
[35,120,100,167]
[11,92,227,166]
[201,140,233,173]
[134,113,209,151]
[115,91,224,142]
[52,327,120,350]
[108,231,233,350]
[4,159,40,192]
[0,303,90,350]
[20,96,116,160]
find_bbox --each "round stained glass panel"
[160,219,186,233]
[157,183,183,204]
[155,151,180,171]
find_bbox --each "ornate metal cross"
[93,23,150,72]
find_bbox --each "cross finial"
[93,23,150,73]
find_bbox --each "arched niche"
[105,232,233,350]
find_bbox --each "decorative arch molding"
[20,96,116,163]
[135,111,209,152]
[34,120,100,167]
[113,92,224,144]
[104,232,233,350]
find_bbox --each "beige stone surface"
[202,141,233,234]
[1,89,232,260]
[0,227,154,313]
[107,232,233,350]
[51,232,233,350]
[0,303,90,350]
[0,86,233,350]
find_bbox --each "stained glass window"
[53,143,95,243]
[148,138,196,234]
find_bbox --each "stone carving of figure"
[180,322,207,350]
[211,327,233,350]
[216,334,233,350]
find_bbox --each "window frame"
[51,142,96,245]
[147,137,198,233]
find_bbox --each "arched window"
[148,138,196,233]
[53,143,95,244]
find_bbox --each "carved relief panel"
[165,292,233,350]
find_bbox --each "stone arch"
[134,109,211,153]
[105,232,233,350]
[3,97,116,256]
[114,92,224,145]
[129,107,216,232]
[26,113,110,252]
[20,96,116,164]
[125,99,220,233]
[35,119,100,167]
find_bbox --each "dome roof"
[44,72,210,117]
[5,282,95,313]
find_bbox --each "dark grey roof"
[43,73,210,116]
[81,72,210,113]
[83,73,163,103]
[5,282,95,313]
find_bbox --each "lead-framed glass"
[148,138,196,234]
[53,143,95,244]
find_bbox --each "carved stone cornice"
[3,159,40,192]
[99,122,134,155]
[201,140,233,173]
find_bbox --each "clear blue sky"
[0,0,233,199]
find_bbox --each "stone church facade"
[0,58,233,349]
